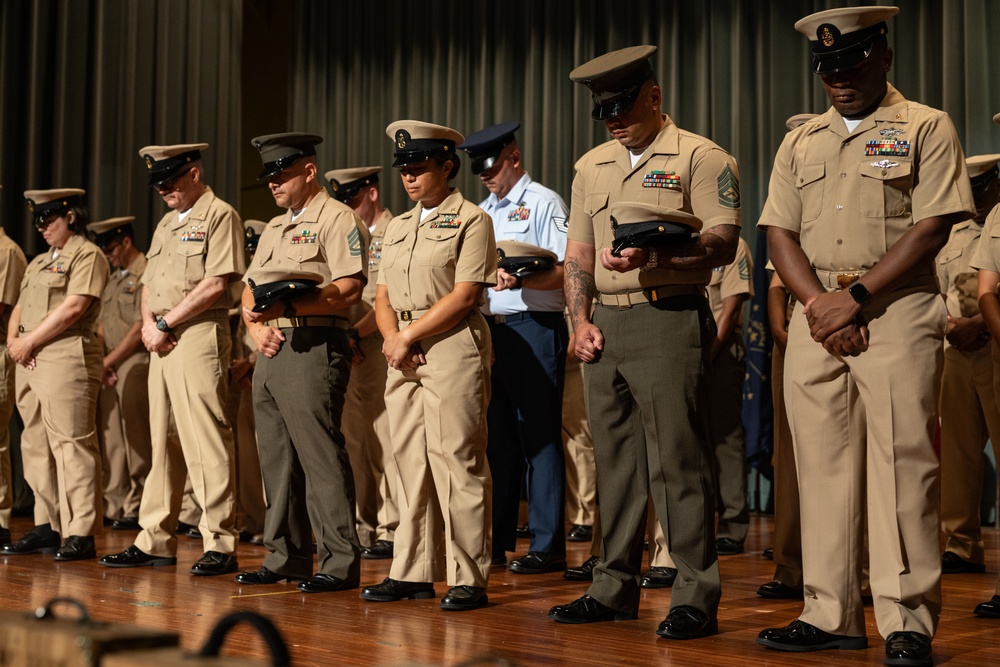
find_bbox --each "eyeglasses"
[153,166,193,192]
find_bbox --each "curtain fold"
[0,0,242,255]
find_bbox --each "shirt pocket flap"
[796,162,825,188]
[585,192,610,216]
[857,160,913,181]
[176,243,206,257]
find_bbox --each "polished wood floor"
[1,513,997,666]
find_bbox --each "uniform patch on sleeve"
[738,256,749,280]
[347,226,361,257]
[553,216,568,233]
[717,165,741,209]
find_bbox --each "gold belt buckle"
[399,310,413,322]
[836,273,860,289]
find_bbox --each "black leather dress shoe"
[548,595,637,624]
[884,631,932,667]
[361,539,393,560]
[762,547,773,560]
[54,536,96,561]
[185,526,202,539]
[716,537,743,555]
[440,585,487,611]
[491,552,507,566]
[100,545,177,568]
[640,566,677,589]
[360,577,435,601]
[656,606,718,639]
[757,580,804,599]
[0,527,9,548]
[235,566,301,585]
[942,551,985,574]
[297,573,358,593]
[508,551,567,574]
[112,516,140,530]
[103,516,114,527]
[563,556,600,581]
[567,524,593,542]
[757,620,867,652]
[176,521,197,535]
[515,524,533,539]
[2,524,61,555]
[190,551,237,576]
[974,595,1000,618]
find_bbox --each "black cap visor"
[258,151,312,180]
[146,150,202,186]
[29,196,83,225]
[591,85,643,121]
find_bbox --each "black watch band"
[848,282,871,307]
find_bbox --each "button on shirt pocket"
[176,242,207,286]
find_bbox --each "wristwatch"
[155,317,172,334]
[848,281,871,307]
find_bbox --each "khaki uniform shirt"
[347,208,394,326]
[245,188,370,303]
[0,228,27,342]
[378,189,496,310]
[970,205,1000,278]
[759,84,974,272]
[567,115,742,294]
[708,236,753,325]
[937,221,983,320]
[101,253,147,351]
[18,233,108,333]
[143,186,245,315]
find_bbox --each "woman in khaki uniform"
[2,189,108,561]
[361,121,496,611]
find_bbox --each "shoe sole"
[360,590,436,602]
[656,621,719,640]
[562,573,593,581]
[973,608,1000,619]
[2,546,60,555]
[756,636,868,652]
[440,594,488,611]
[509,563,567,575]
[191,566,238,576]
[54,552,97,562]
[360,553,393,560]
[641,581,674,589]
[757,589,804,600]
[102,558,177,568]
[884,656,932,667]
[548,611,637,624]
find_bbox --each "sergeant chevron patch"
[717,165,740,209]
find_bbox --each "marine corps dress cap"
[252,132,324,180]
[795,6,898,74]
[139,143,208,186]
[459,122,521,175]
[325,166,382,203]
[86,216,135,247]
[244,219,267,253]
[246,268,325,313]
[570,45,657,120]
[386,121,463,168]
[785,113,819,131]
[24,188,86,224]
[608,201,700,257]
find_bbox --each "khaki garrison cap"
[785,113,819,131]
[966,154,1000,191]
[325,166,382,203]
[795,6,898,74]
[86,216,135,247]
[252,132,323,180]
[24,188,86,224]
[385,121,463,168]
[570,45,656,121]
[139,143,207,186]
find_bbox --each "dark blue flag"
[742,227,774,478]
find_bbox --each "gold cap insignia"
[496,247,506,261]
[144,155,154,170]
[396,131,407,149]
[821,26,835,47]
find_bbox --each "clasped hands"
[803,290,869,357]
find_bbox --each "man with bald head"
[101,143,245,576]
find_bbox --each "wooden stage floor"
[0,513,997,666]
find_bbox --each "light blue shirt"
[480,173,568,315]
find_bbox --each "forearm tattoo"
[565,257,596,328]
